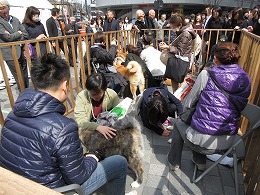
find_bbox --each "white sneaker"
[8,77,16,84]
[125,190,137,195]
[167,125,174,131]
[168,138,172,144]
[0,81,6,90]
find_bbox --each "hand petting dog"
[96,125,117,139]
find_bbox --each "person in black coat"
[133,9,155,36]
[23,6,47,57]
[139,86,183,136]
[204,6,225,55]
[89,31,127,97]
[103,10,120,32]
[46,8,73,66]
[64,16,80,60]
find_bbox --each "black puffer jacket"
[90,43,117,67]
[0,89,97,188]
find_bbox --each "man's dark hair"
[94,31,106,43]
[147,95,169,125]
[86,72,107,92]
[31,53,70,90]
[206,4,212,9]
[51,8,60,16]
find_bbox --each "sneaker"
[168,138,172,144]
[0,81,5,86]
[167,125,174,131]
[168,159,180,171]
[163,119,170,126]
[125,190,137,195]
[0,81,6,89]
[192,158,206,171]
[8,77,16,84]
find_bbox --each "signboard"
[154,0,164,10]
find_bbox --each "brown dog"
[113,56,145,99]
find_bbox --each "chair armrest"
[53,184,84,195]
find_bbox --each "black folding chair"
[191,103,260,195]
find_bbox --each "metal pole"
[85,0,88,18]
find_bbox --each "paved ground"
[0,67,245,195]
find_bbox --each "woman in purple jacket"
[167,42,251,171]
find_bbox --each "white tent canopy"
[8,0,53,9]
[8,0,53,29]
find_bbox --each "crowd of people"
[0,0,257,194]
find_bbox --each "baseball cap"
[144,30,154,40]
[219,35,228,42]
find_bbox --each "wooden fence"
[0,29,259,194]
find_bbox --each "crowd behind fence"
[0,29,259,194]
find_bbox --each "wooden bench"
[0,167,60,194]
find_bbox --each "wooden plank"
[0,167,60,195]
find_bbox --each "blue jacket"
[140,87,183,135]
[191,64,251,135]
[0,89,97,188]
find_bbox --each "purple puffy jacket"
[191,64,251,135]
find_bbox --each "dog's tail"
[113,115,141,131]
[127,61,141,73]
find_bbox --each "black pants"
[6,54,29,91]
[54,42,73,66]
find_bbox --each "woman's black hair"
[22,6,40,26]
[86,72,107,92]
[147,95,169,125]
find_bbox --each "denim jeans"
[81,155,127,195]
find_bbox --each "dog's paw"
[131,181,141,188]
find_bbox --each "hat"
[70,17,76,22]
[219,35,228,42]
[0,0,9,9]
[144,30,154,40]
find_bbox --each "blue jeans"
[81,155,128,195]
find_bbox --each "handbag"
[180,106,196,125]
[160,33,182,65]
[24,43,37,59]
[160,49,174,65]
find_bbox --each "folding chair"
[191,103,260,195]
[54,184,85,195]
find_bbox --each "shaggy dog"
[79,116,144,188]
[113,56,145,99]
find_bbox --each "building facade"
[95,0,259,19]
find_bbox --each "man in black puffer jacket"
[0,53,128,195]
